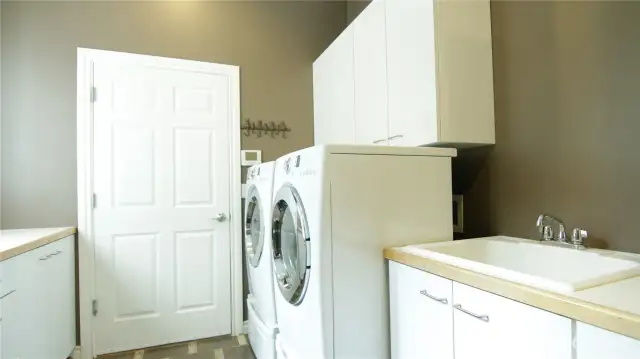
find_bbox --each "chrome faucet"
[536,214,567,242]
[536,214,588,250]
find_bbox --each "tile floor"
[97,335,256,359]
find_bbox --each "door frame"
[76,48,243,359]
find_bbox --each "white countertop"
[0,227,76,262]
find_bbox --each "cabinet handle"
[388,135,404,141]
[51,250,62,256]
[39,254,52,261]
[0,289,16,299]
[453,304,490,322]
[419,289,448,304]
[373,139,387,144]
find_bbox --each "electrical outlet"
[453,195,464,233]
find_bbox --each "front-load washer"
[270,145,457,359]
[245,162,277,359]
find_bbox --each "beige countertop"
[385,244,640,341]
[0,227,76,262]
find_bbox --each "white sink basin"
[403,236,640,293]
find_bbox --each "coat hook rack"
[241,118,291,139]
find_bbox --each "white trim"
[77,48,243,359]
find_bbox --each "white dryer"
[270,145,457,359]
[244,161,277,359]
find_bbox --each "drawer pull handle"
[51,250,62,256]
[0,289,16,299]
[40,255,52,261]
[373,139,387,144]
[388,135,404,141]
[453,304,490,322]
[419,289,448,304]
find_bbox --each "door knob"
[213,213,228,222]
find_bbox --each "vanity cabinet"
[577,323,640,359]
[313,0,495,147]
[389,262,572,359]
[389,261,453,359]
[0,235,76,359]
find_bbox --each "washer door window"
[272,184,310,306]
[245,186,264,268]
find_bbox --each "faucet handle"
[542,225,554,241]
[571,228,588,248]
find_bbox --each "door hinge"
[90,86,97,103]
[92,299,98,316]
[92,193,97,209]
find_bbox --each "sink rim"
[402,236,640,293]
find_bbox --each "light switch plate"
[241,150,262,166]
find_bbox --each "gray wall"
[1,0,346,229]
[458,0,640,253]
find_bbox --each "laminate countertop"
[385,244,640,341]
[0,227,76,262]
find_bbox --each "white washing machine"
[270,145,457,359]
[245,162,278,359]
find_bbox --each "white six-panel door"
[91,55,235,354]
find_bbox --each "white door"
[453,282,572,359]
[354,0,389,146]
[92,53,237,354]
[577,323,640,359]
[385,0,439,146]
[312,24,356,145]
[389,261,453,359]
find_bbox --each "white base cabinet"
[453,282,572,359]
[389,260,453,359]
[389,262,572,359]
[577,323,640,359]
[0,235,76,359]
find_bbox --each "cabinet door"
[23,246,53,359]
[453,282,572,359]
[313,47,330,145]
[389,261,453,359]
[312,25,355,145]
[49,236,76,358]
[385,0,438,146]
[577,323,640,359]
[1,290,19,359]
[1,251,37,359]
[354,0,389,146]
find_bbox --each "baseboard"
[72,345,82,359]
[243,320,249,334]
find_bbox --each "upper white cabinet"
[313,24,355,145]
[354,0,389,146]
[314,0,495,147]
[386,0,495,146]
[577,323,640,359]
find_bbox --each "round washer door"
[245,186,265,268]
[272,184,311,306]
